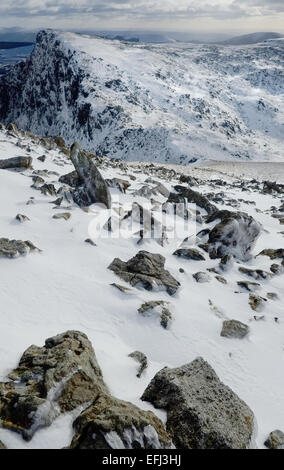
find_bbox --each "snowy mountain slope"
[0,30,283,164]
[221,32,283,45]
[0,125,284,448]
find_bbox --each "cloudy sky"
[0,0,283,34]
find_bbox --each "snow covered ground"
[0,128,283,448]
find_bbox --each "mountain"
[221,32,284,46]
[0,42,33,50]
[0,29,283,164]
[0,122,284,448]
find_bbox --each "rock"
[40,183,57,197]
[193,272,211,283]
[270,263,283,275]
[70,143,111,208]
[207,210,260,261]
[69,394,172,449]
[219,254,234,271]
[85,238,97,246]
[128,351,148,378]
[108,251,180,296]
[249,294,265,311]
[141,357,254,449]
[52,212,71,221]
[173,247,205,261]
[0,156,32,170]
[257,249,284,260]
[215,275,227,284]
[239,267,272,280]
[16,214,30,223]
[0,331,107,440]
[167,186,216,216]
[237,281,261,292]
[37,155,46,162]
[0,238,39,259]
[264,430,284,449]
[31,175,45,188]
[59,170,83,188]
[106,177,131,193]
[221,320,249,339]
[0,440,6,449]
[50,197,63,207]
[138,300,172,328]
[111,283,132,293]
[267,292,279,300]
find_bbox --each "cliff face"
[0,29,283,163]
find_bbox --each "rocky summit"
[0,26,283,451]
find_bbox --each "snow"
[0,128,284,449]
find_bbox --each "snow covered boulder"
[167,185,217,216]
[141,357,254,449]
[221,320,249,339]
[70,142,111,208]
[207,210,261,261]
[108,251,180,296]
[70,394,172,449]
[0,331,108,440]
[0,156,32,170]
[0,238,40,259]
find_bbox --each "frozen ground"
[0,128,283,448]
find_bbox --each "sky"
[0,0,284,35]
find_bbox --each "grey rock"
[168,186,216,216]
[267,292,279,300]
[138,300,172,329]
[237,281,261,292]
[0,440,6,449]
[108,251,180,296]
[111,283,132,293]
[207,210,260,261]
[52,212,71,221]
[0,156,32,170]
[31,175,45,188]
[221,320,249,339]
[193,272,211,283]
[70,143,111,208]
[219,254,234,271]
[257,248,284,260]
[16,214,30,223]
[215,275,227,284]
[70,394,172,449]
[106,177,131,193]
[59,170,83,188]
[128,351,148,378]
[270,263,283,275]
[249,294,265,311]
[40,183,57,197]
[141,357,254,449]
[37,155,46,162]
[239,266,272,280]
[0,331,107,440]
[264,430,284,449]
[173,248,205,261]
[85,238,97,246]
[0,238,39,259]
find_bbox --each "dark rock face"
[0,238,39,259]
[108,251,180,296]
[70,143,111,208]
[59,170,83,188]
[0,156,32,170]
[141,357,254,449]
[173,247,205,261]
[221,320,249,339]
[0,331,107,440]
[207,210,260,261]
[264,430,284,449]
[70,394,172,449]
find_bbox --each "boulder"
[167,186,216,216]
[0,331,107,440]
[0,238,39,259]
[173,247,205,261]
[264,430,284,449]
[0,440,6,449]
[128,351,148,378]
[207,210,260,261]
[257,249,284,260]
[69,394,172,449]
[0,156,32,170]
[40,183,57,197]
[138,300,172,328]
[141,357,254,449]
[52,212,71,221]
[221,320,249,339]
[237,281,261,292]
[15,214,30,223]
[70,143,111,208]
[193,272,211,283]
[248,294,265,311]
[59,170,83,188]
[108,251,180,296]
[239,266,272,280]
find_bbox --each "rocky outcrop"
[141,357,254,449]
[70,394,172,449]
[0,331,107,440]
[0,238,40,259]
[70,143,111,208]
[264,430,284,449]
[207,210,260,261]
[0,156,32,170]
[221,320,249,339]
[108,251,180,296]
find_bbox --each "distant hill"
[221,32,283,45]
[0,42,33,50]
